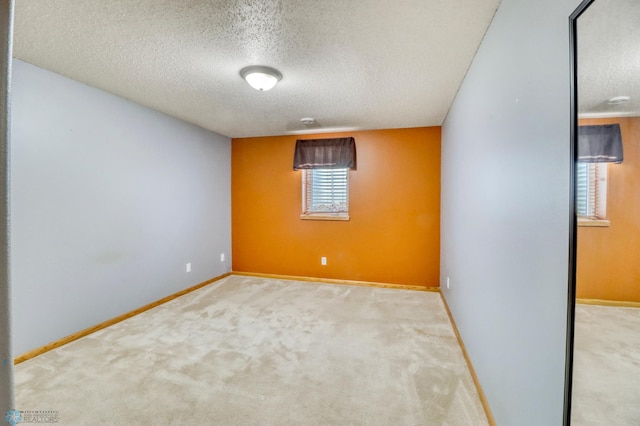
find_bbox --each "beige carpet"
[572,304,640,425]
[15,275,487,425]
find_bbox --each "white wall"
[11,60,231,355]
[440,0,582,424]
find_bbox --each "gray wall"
[440,0,581,424]
[11,60,231,356]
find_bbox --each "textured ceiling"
[578,0,640,118]
[13,0,502,138]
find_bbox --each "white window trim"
[577,217,610,227]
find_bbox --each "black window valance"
[293,137,356,170]
[578,124,623,163]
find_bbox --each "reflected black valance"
[578,124,623,163]
[293,137,356,170]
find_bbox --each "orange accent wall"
[576,117,640,302]
[231,127,441,287]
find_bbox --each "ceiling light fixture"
[607,95,631,105]
[300,117,316,126]
[240,66,282,91]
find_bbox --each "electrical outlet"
[446,277,450,289]
[220,253,225,262]
[321,257,327,266]
[186,263,191,273]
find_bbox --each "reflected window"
[576,162,607,219]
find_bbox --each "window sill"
[300,213,350,221]
[578,217,610,227]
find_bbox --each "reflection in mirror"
[572,0,640,424]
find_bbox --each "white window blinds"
[576,163,595,216]
[302,168,349,214]
[576,162,607,219]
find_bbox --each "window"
[576,162,608,224]
[293,137,355,220]
[301,168,349,220]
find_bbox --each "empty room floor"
[14,275,488,425]
[572,303,640,425]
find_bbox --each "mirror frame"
[565,0,597,424]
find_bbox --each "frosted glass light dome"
[240,66,282,91]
